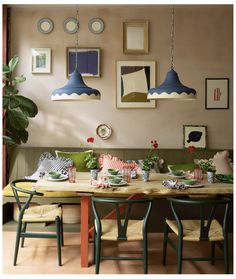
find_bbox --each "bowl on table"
[170,170,185,177]
[107,168,120,175]
[109,177,123,184]
[183,179,198,186]
[48,171,61,179]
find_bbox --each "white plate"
[167,173,186,179]
[184,183,204,188]
[46,174,68,181]
[109,181,127,186]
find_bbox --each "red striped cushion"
[99,154,138,173]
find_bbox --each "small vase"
[142,170,150,182]
[90,169,98,180]
[207,171,215,183]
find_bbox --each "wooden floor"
[2,232,233,274]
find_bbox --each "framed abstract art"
[116,60,156,108]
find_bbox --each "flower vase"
[142,170,150,182]
[207,171,215,183]
[90,169,98,180]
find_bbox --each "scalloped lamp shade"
[147,69,196,99]
[51,70,101,101]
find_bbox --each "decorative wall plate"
[96,124,112,139]
[88,18,105,34]
[63,17,79,34]
[37,17,54,34]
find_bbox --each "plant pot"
[90,169,98,180]
[207,171,215,184]
[142,170,150,182]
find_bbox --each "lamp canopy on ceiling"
[147,5,196,100]
[51,6,101,101]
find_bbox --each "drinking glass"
[123,166,131,183]
[68,166,76,183]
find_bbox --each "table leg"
[80,196,91,267]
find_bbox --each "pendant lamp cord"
[170,5,175,70]
[75,5,79,71]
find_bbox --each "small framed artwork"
[116,60,156,108]
[205,78,229,109]
[123,20,149,54]
[67,47,100,78]
[31,48,51,73]
[183,125,207,149]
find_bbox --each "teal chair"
[163,196,231,274]
[11,179,64,266]
[91,197,153,274]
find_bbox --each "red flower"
[151,140,158,149]
[187,146,195,153]
[87,137,94,143]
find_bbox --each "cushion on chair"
[55,150,92,172]
[3,182,78,197]
[22,204,62,222]
[166,219,224,242]
[212,150,233,174]
[95,219,144,241]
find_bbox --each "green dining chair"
[163,196,231,274]
[91,197,153,274]
[10,179,64,266]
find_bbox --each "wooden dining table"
[33,172,233,268]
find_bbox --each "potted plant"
[84,152,99,180]
[197,158,216,183]
[2,56,38,145]
[142,140,159,182]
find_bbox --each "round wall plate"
[63,17,79,34]
[37,17,54,34]
[88,18,105,34]
[96,124,112,139]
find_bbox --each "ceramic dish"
[184,183,204,188]
[46,174,68,182]
[167,173,186,179]
[109,181,127,186]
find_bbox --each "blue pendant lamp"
[148,5,196,100]
[51,6,101,101]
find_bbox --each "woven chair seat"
[166,219,224,242]
[22,204,62,222]
[97,219,144,241]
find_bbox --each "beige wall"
[10,4,233,149]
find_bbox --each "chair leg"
[21,222,27,248]
[93,230,96,265]
[223,237,229,274]
[95,234,101,274]
[13,221,22,266]
[60,217,64,246]
[163,222,169,266]
[143,234,148,274]
[177,237,183,274]
[211,242,215,265]
[55,216,62,266]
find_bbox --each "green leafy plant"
[2,56,38,145]
[84,153,99,170]
[142,140,159,171]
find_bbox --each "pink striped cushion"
[99,154,138,173]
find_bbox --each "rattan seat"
[23,204,62,223]
[166,219,224,242]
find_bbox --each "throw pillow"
[212,150,233,174]
[99,154,138,173]
[55,150,92,172]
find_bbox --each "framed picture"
[116,60,156,108]
[183,125,207,149]
[205,78,229,109]
[67,47,100,77]
[31,48,51,73]
[123,20,149,54]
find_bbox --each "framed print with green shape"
[116,60,156,108]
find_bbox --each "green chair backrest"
[10,179,43,221]
[167,196,231,241]
[92,197,153,241]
